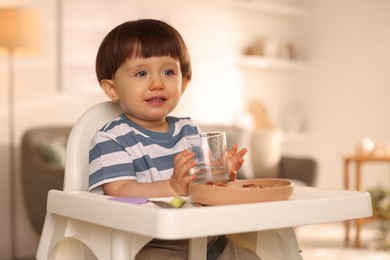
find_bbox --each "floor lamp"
[0,8,41,258]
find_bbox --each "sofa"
[21,126,71,234]
[21,125,317,234]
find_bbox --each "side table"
[343,154,390,248]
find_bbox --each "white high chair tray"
[41,186,371,260]
[47,186,371,239]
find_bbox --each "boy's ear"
[181,77,190,94]
[100,79,119,101]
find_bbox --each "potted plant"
[368,186,390,251]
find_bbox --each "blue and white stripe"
[89,114,199,193]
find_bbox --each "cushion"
[39,137,67,167]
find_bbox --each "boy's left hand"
[228,144,247,181]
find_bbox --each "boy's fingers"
[228,144,238,158]
[174,150,194,167]
[237,148,248,156]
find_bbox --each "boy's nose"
[149,77,165,90]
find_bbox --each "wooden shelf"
[237,56,307,70]
[231,0,307,16]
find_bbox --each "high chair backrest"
[63,101,122,192]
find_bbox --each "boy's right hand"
[170,150,197,196]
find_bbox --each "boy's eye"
[135,71,147,77]
[164,69,175,76]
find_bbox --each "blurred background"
[0,0,389,259]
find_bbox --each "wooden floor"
[299,221,390,259]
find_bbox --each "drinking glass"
[183,131,229,183]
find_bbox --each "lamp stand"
[7,49,17,259]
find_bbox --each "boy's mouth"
[146,96,167,103]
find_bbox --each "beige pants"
[135,237,261,260]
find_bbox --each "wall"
[298,0,390,189]
[1,0,390,258]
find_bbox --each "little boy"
[89,19,260,260]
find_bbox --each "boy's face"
[100,56,188,129]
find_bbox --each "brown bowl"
[189,178,294,206]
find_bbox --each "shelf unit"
[233,0,309,142]
[237,56,307,70]
[231,0,307,17]
[233,0,308,71]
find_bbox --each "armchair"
[279,156,317,186]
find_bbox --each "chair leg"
[37,213,153,260]
[36,212,59,260]
[188,237,207,260]
[228,227,302,259]
[256,227,303,260]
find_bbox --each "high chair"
[36,101,372,260]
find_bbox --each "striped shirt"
[89,114,199,194]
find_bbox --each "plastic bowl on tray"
[189,178,294,206]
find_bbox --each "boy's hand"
[170,150,197,196]
[228,144,247,181]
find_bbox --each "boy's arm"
[103,150,197,197]
[103,180,177,198]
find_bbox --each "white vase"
[251,129,283,178]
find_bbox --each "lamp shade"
[0,8,41,51]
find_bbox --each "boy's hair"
[96,19,191,82]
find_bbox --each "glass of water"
[183,131,229,183]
